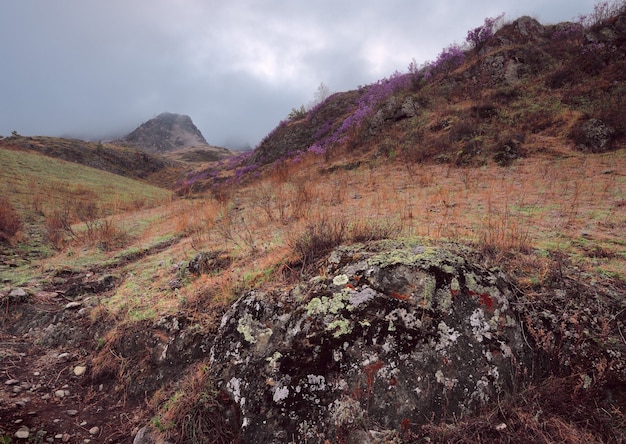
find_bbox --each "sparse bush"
[348,219,403,243]
[466,13,505,50]
[288,105,307,121]
[153,363,240,444]
[288,217,348,269]
[44,206,75,249]
[0,197,23,244]
[578,0,626,28]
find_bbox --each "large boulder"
[210,240,533,443]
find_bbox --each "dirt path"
[0,299,147,442]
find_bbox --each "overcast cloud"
[0,0,597,148]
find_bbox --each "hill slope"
[251,14,625,170]
[1,6,626,444]
[0,135,175,184]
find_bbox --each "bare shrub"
[153,363,240,444]
[44,206,75,249]
[288,217,348,269]
[289,217,404,270]
[0,197,23,244]
[348,219,403,243]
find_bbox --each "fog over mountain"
[0,0,597,148]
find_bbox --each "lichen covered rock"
[210,240,533,443]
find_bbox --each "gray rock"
[210,241,533,443]
[14,426,29,439]
[64,301,82,310]
[133,426,173,444]
[574,118,616,153]
[9,288,28,298]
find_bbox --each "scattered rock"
[168,279,182,290]
[66,409,78,416]
[64,301,83,310]
[187,250,231,275]
[14,426,30,439]
[133,425,173,444]
[5,379,19,385]
[9,288,28,298]
[210,241,533,443]
[73,366,87,376]
[89,426,100,436]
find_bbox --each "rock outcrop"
[209,240,533,443]
[122,112,209,153]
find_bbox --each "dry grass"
[0,196,23,244]
[4,130,625,442]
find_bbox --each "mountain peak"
[122,112,209,153]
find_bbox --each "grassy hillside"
[0,146,172,274]
[1,5,626,443]
[0,135,179,186]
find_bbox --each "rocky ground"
[0,273,147,443]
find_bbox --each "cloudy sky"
[0,1,597,149]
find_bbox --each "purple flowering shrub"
[551,22,584,41]
[466,13,504,49]
[305,71,412,155]
[578,0,626,28]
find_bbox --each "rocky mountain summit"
[122,112,210,153]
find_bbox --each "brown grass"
[0,197,23,244]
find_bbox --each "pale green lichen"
[237,313,257,344]
[421,275,437,310]
[451,277,460,293]
[306,297,324,316]
[328,293,347,314]
[436,288,453,312]
[333,274,349,286]
[266,351,283,371]
[327,319,353,337]
[237,312,273,349]
[306,290,353,316]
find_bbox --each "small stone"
[54,390,66,398]
[35,290,58,299]
[66,409,78,416]
[15,426,30,439]
[62,433,71,442]
[9,288,28,298]
[41,394,51,400]
[55,435,63,440]
[13,386,22,393]
[88,426,100,436]
[14,419,22,424]
[73,366,87,376]
[57,353,70,360]
[5,379,19,385]
[33,372,40,377]
[65,301,82,310]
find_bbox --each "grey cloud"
[0,0,597,147]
